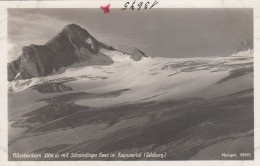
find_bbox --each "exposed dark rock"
[8,58,20,81]
[130,48,147,61]
[218,66,253,84]
[8,24,115,81]
[32,82,73,93]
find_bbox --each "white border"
[0,0,259,166]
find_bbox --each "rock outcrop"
[8,24,115,81]
[130,48,147,61]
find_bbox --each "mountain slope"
[8,24,116,81]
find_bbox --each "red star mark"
[100,4,110,14]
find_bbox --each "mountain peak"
[63,23,82,30]
[8,24,115,81]
[61,24,89,35]
[236,39,253,52]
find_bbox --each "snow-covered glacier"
[8,49,253,160]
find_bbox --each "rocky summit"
[8,24,116,81]
[131,48,148,61]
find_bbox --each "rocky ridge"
[8,24,116,81]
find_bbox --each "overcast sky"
[8,8,253,62]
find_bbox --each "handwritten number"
[121,0,159,10]
[150,0,159,9]
[130,0,136,10]
[144,2,149,9]
[138,2,143,10]
[121,2,129,10]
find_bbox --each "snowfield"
[8,49,254,160]
[9,49,253,103]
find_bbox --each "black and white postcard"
[0,0,259,166]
